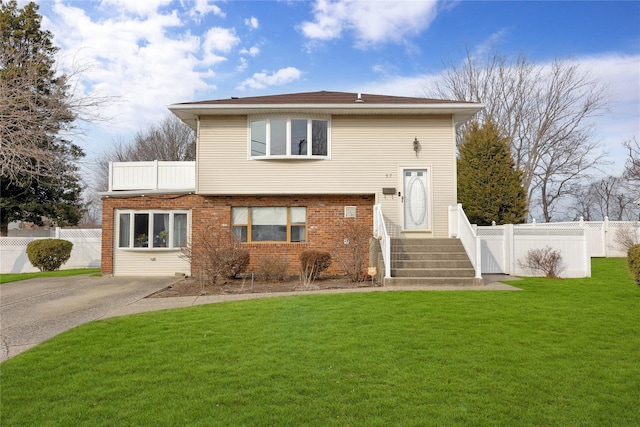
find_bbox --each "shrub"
[518,246,564,278]
[257,256,290,282]
[26,239,73,272]
[615,224,640,253]
[299,250,332,288]
[180,227,249,285]
[216,247,250,280]
[332,219,371,282]
[628,244,640,286]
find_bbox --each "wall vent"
[344,206,357,218]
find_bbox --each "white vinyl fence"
[477,224,590,277]
[525,218,639,258]
[476,218,639,277]
[450,205,638,278]
[0,228,102,274]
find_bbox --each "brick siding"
[102,194,374,277]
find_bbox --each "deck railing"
[108,161,196,192]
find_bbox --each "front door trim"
[399,166,432,233]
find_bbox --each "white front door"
[403,169,429,230]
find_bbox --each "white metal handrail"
[373,203,391,279]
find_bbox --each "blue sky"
[31,0,640,180]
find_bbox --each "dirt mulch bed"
[148,275,379,298]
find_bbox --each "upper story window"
[249,117,329,159]
[117,210,188,250]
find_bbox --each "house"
[100,91,483,284]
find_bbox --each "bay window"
[117,210,188,249]
[232,207,306,243]
[249,117,329,159]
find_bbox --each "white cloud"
[356,74,436,98]
[571,54,640,170]
[240,46,260,57]
[236,57,248,72]
[186,0,226,21]
[245,16,259,29]
[472,28,510,58]
[300,0,440,48]
[237,67,303,90]
[202,27,240,65]
[101,0,173,17]
[43,1,210,141]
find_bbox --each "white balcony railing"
[108,161,196,192]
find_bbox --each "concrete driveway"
[0,275,178,362]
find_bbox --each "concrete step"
[389,252,470,261]
[391,267,476,278]
[385,277,480,287]
[390,238,462,245]
[393,259,473,269]
[378,238,479,287]
[390,246,467,254]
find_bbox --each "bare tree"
[95,114,195,191]
[623,136,639,182]
[431,49,608,221]
[572,176,637,221]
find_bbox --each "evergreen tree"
[457,120,527,225]
[0,0,84,235]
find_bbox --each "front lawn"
[0,268,101,284]
[1,258,638,426]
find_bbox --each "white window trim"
[116,209,190,251]
[247,115,331,160]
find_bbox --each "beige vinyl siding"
[197,114,457,237]
[113,249,190,276]
[197,115,247,191]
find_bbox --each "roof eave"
[168,102,485,129]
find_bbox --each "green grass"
[0,268,101,284]
[1,259,638,426]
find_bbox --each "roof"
[174,91,474,106]
[168,90,484,128]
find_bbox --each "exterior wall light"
[413,137,420,157]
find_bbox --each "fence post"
[55,227,60,238]
[584,226,592,277]
[475,237,482,279]
[504,224,514,275]
[603,216,609,258]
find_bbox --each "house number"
[385,174,392,178]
